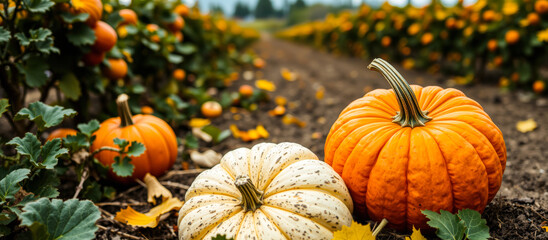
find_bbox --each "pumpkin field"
[0,0,547,239]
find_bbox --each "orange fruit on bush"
[253,58,265,68]
[141,106,154,114]
[168,15,184,32]
[535,0,548,14]
[482,10,496,22]
[505,30,520,45]
[493,56,503,66]
[445,18,457,29]
[151,35,160,43]
[82,50,105,66]
[91,21,117,52]
[119,9,138,26]
[146,24,159,32]
[527,13,540,25]
[103,58,128,79]
[487,39,498,52]
[510,72,520,82]
[533,80,545,94]
[239,85,254,97]
[174,4,189,16]
[381,36,391,47]
[71,0,102,26]
[47,128,78,141]
[201,101,222,118]
[174,31,184,42]
[173,69,186,81]
[421,32,433,45]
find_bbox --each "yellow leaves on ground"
[189,118,211,128]
[282,114,307,128]
[115,175,183,228]
[268,105,286,116]
[255,79,276,92]
[332,221,375,240]
[190,149,222,168]
[316,85,325,100]
[405,226,427,240]
[230,124,269,142]
[280,68,298,81]
[516,119,538,133]
[542,226,548,232]
[144,173,171,204]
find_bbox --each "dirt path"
[210,34,548,238]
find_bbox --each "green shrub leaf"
[422,209,465,240]
[16,55,49,88]
[77,120,100,137]
[14,101,77,131]
[112,156,133,177]
[60,12,89,23]
[66,23,96,46]
[40,139,68,169]
[0,27,10,43]
[8,133,42,165]
[0,169,31,203]
[59,73,81,100]
[126,141,145,157]
[25,170,60,198]
[457,209,490,240]
[23,0,54,12]
[20,198,100,240]
[0,99,9,118]
[63,133,90,152]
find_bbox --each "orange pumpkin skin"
[91,95,177,183]
[103,58,128,79]
[82,50,105,66]
[118,9,138,26]
[47,128,78,141]
[71,0,102,26]
[92,21,117,52]
[325,59,506,230]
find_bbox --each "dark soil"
[94,35,547,239]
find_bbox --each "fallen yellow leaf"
[332,221,375,240]
[144,173,172,204]
[229,124,240,138]
[516,119,538,133]
[316,86,325,100]
[405,226,427,240]
[115,198,183,228]
[255,79,276,92]
[275,96,287,106]
[282,114,307,128]
[256,125,269,138]
[280,68,297,81]
[189,118,211,128]
[542,226,548,232]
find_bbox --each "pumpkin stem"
[235,175,263,212]
[367,58,431,128]
[116,94,134,127]
[372,218,388,237]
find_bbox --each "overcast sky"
[184,0,478,15]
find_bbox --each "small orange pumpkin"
[118,9,138,26]
[71,0,102,26]
[325,59,506,230]
[47,128,78,141]
[168,15,184,32]
[201,101,222,118]
[103,58,128,80]
[91,21,117,52]
[91,94,177,182]
[82,50,105,66]
[174,4,189,17]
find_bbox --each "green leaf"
[184,133,199,149]
[0,169,30,202]
[81,181,102,202]
[0,99,9,118]
[35,37,59,54]
[111,156,133,177]
[66,23,96,46]
[7,133,42,165]
[113,138,129,150]
[16,55,49,88]
[141,39,160,51]
[126,141,145,157]
[77,120,100,137]
[106,12,124,28]
[25,170,59,198]
[20,198,100,240]
[457,209,490,240]
[0,27,10,43]
[59,73,81,100]
[0,224,11,237]
[176,43,197,54]
[63,133,89,151]
[15,28,52,46]
[40,139,68,169]
[23,0,54,13]
[14,101,77,131]
[60,12,89,23]
[422,210,465,240]
[201,125,230,143]
[167,54,183,64]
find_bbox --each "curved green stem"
[235,175,263,212]
[368,58,431,128]
[116,94,134,127]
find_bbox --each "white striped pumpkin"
[178,142,353,240]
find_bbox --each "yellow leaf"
[280,68,297,81]
[256,125,269,138]
[542,226,548,232]
[144,173,172,204]
[275,96,287,106]
[405,226,427,240]
[516,119,538,133]
[332,221,375,240]
[115,198,183,228]
[255,79,276,92]
[316,86,325,100]
[189,118,211,128]
[229,124,240,138]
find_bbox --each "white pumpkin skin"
[178,142,353,240]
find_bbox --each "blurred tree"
[233,2,251,18]
[210,4,224,15]
[290,0,307,12]
[255,0,275,19]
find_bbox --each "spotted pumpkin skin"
[177,142,353,240]
[325,85,506,230]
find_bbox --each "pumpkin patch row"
[277,1,548,95]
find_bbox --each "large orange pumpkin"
[91,21,117,52]
[71,0,102,26]
[47,128,78,141]
[324,58,506,230]
[91,94,177,182]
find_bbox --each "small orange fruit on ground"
[253,58,265,68]
[119,9,138,26]
[533,80,545,94]
[201,101,222,118]
[173,69,186,81]
[103,58,128,80]
[174,4,189,16]
[83,50,105,66]
[47,128,78,141]
[168,15,184,32]
[535,0,548,14]
[239,85,254,97]
[91,21,117,52]
[141,106,154,114]
[487,39,498,52]
[505,30,520,45]
[527,13,540,25]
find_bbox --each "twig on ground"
[72,168,89,199]
[160,169,204,180]
[97,225,142,240]
[515,204,548,221]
